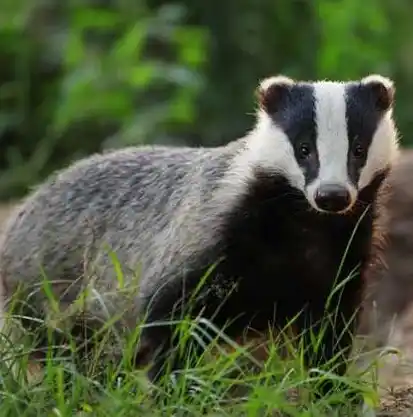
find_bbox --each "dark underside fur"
[140,167,389,397]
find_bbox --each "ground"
[0,202,413,415]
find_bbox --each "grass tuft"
[0,224,387,417]
[0,302,382,417]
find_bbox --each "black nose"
[314,183,352,213]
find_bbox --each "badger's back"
[0,144,238,312]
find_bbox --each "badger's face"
[249,74,399,214]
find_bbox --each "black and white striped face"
[248,74,399,214]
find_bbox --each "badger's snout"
[314,183,354,214]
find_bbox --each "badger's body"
[0,75,399,410]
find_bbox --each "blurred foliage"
[0,0,412,199]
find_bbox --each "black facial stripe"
[345,83,383,186]
[268,84,319,186]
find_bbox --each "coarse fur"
[0,75,399,411]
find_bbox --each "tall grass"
[0,274,384,417]
[0,208,391,416]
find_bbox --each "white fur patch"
[243,110,305,191]
[217,111,304,209]
[358,110,399,189]
[306,81,357,210]
[259,75,294,91]
[362,74,394,91]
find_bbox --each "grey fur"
[0,140,246,333]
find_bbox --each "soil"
[0,202,412,415]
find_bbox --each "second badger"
[0,75,399,407]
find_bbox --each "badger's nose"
[314,183,352,213]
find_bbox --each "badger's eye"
[353,143,366,159]
[298,143,311,159]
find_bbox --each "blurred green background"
[0,0,412,200]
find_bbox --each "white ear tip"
[361,74,394,90]
[259,75,295,91]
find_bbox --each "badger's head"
[247,74,399,214]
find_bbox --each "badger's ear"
[361,74,395,112]
[256,75,295,114]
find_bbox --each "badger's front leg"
[138,326,191,383]
[136,272,211,384]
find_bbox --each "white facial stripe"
[305,82,358,210]
[313,81,350,185]
[358,111,399,189]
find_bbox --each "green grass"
[0,208,388,417]
[0,298,385,417]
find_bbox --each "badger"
[0,74,399,410]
